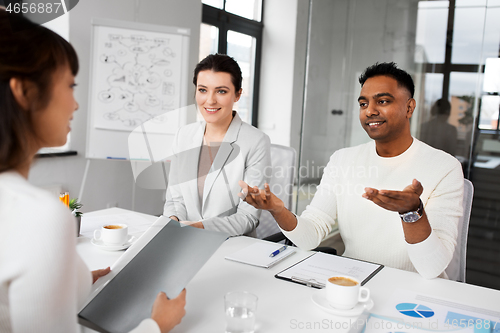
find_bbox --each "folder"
[78,217,228,333]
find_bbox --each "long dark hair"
[0,11,79,172]
[193,54,242,94]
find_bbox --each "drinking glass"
[224,291,257,333]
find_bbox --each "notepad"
[225,242,296,268]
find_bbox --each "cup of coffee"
[94,224,128,245]
[325,276,370,310]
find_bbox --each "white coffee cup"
[325,276,370,310]
[94,224,128,246]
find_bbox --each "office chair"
[445,179,474,282]
[257,144,296,244]
[259,144,336,254]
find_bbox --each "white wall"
[258,0,301,147]
[29,0,201,215]
[289,0,310,156]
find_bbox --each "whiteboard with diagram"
[86,18,190,160]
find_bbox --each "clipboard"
[275,252,384,289]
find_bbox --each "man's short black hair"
[358,62,415,98]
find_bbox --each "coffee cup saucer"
[91,235,136,251]
[311,289,374,317]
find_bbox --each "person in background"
[239,62,464,279]
[420,98,458,156]
[163,54,271,237]
[0,11,185,333]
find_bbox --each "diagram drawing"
[90,25,184,132]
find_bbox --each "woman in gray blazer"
[163,54,271,236]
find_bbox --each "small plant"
[69,198,83,218]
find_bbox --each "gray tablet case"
[78,220,228,333]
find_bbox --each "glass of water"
[224,291,258,333]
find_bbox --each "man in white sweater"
[239,62,464,279]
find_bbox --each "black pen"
[269,245,287,257]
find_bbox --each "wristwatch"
[399,199,424,223]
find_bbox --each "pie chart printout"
[396,303,435,318]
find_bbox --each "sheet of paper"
[276,252,383,287]
[225,242,296,268]
[80,213,154,238]
[367,289,500,332]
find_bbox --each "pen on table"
[269,245,287,257]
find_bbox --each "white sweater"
[282,139,464,279]
[0,171,159,333]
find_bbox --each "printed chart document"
[348,288,500,333]
[275,252,383,288]
[225,242,296,268]
[79,217,228,333]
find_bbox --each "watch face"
[402,212,420,223]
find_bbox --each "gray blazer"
[163,112,271,236]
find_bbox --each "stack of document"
[225,242,296,268]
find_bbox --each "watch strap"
[399,199,424,223]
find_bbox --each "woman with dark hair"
[164,53,271,236]
[0,12,185,333]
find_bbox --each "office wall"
[259,0,306,150]
[28,0,201,215]
[289,0,310,156]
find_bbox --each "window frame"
[419,0,499,133]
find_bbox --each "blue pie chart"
[396,303,435,318]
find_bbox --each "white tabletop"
[77,207,157,271]
[78,208,500,333]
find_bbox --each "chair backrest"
[445,179,474,282]
[256,144,296,239]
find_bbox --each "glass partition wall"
[297,0,500,289]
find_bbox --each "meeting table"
[77,208,500,333]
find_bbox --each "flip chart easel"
[80,18,190,203]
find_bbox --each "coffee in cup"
[104,225,124,230]
[94,224,128,245]
[325,275,369,310]
[328,277,358,286]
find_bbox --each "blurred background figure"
[420,98,458,156]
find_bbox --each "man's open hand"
[238,181,285,214]
[362,179,423,213]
